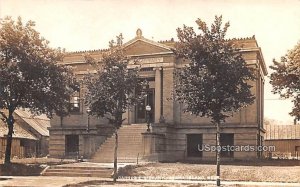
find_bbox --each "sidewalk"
[0,176,101,187]
[120,178,300,186]
[0,176,300,187]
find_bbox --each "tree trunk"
[113,131,118,182]
[216,122,221,186]
[4,111,14,164]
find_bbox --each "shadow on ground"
[0,163,43,176]
[177,159,300,166]
[63,180,227,187]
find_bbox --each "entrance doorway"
[136,89,154,123]
[65,135,79,156]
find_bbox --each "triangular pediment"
[123,37,173,56]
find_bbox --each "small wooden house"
[0,109,50,159]
[264,123,300,159]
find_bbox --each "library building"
[48,29,267,162]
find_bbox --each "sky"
[0,0,299,123]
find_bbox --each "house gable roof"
[14,109,50,137]
[0,115,37,140]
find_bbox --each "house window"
[220,133,234,158]
[69,84,80,113]
[187,134,203,157]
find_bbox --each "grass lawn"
[65,160,300,186]
[118,160,300,183]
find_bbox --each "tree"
[174,16,255,186]
[269,42,300,122]
[0,17,75,164]
[84,35,141,182]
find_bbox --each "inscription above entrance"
[129,57,163,65]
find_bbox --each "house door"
[65,135,79,156]
[136,89,154,123]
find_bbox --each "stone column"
[154,68,162,123]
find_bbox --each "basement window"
[220,133,234,158]
[187,134,203,157]
[65,135,79,156]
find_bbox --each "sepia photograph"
[0,0,299,186]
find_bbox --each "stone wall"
[48,127,108,158]
[148,124,262,162]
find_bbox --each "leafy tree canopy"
[270,42,300,120]
[84,36,141,127]
[174,15,256,124]
[84,35,142,182]
[0,16,75,164]
[0,16,74,118]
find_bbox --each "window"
[65,135,79,156]
[140,67,153,72]
[69,84,80,113]
[187,134,203,157]
[220,133,234,158]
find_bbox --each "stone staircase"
[91,124,148,163]
[42,162,113,177]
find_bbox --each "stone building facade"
[49,29,267,161]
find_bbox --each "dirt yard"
[118,161,300,183]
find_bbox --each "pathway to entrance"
[91,124,148,163]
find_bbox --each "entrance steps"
[42,163,113,177]
[91,124,148,163]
